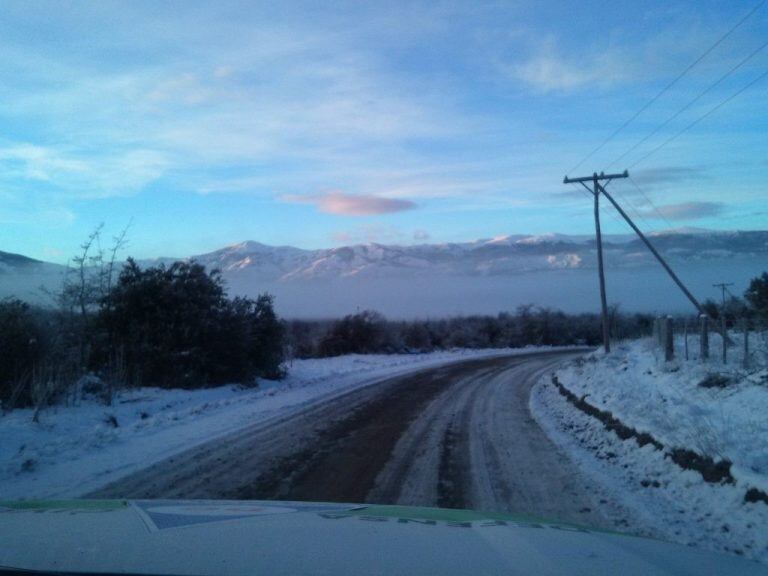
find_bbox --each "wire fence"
[649,313,767,370]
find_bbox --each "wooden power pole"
[564,170,708,354]
[563,171,628,353]
[713,282,734,309]
[713,282,734,364]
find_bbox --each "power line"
[599,181,633,229]
[604,177,648,226]
[714,282,735,307]
[627,175,674,229]
[568,183,626,228]
[610,178,658,231]
[567,167,658,232]
[606,38,768,170]
[566,0,766,174]
[724,284,742,302]
[629,66,768,169]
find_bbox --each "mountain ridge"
[2,229,767,317]
[183,229,768,281]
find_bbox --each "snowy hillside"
[2,230,767,317]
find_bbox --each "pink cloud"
[280,191,416,216]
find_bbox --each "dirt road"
[91,351,627,528]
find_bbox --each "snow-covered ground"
[531,332,768,563]
[0,347,550,500]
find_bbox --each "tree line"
[285,306,653,359]
[282,274,767,360]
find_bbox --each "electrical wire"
[603,179,678,275]
[606,38,768,170]
[609,178,658,232]
[629,67,768,169]
[724,284,744,303]
[569,183,629,230]
[628,175,674,229]
[566,0,766,175]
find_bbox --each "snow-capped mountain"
[2,230,767,317]
[186,230,768,282]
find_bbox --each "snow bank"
[531,333,768,563]
[0,348,539,500]
[558,335,768,491]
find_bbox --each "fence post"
[664,316,674,362]
[721,315,727,365]
[743,320,749,369]
[684,320,689,361]
[699,314,709,361]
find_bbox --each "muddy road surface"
[91,351,626,528]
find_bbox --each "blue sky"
[0,0,766,262]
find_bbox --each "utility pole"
[713,282,733,364]
[564,169,709,352]
[713,282,733,309]
[563,171,628,353]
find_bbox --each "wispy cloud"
[0,144,89,182]
[0,6,463,205]
[0,143,169,198]
[280,191,417,216]
[510,39,629,93]
[641,201,725,220]
[503,16,744,95]
[632,166,709,187]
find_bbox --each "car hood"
[0,499,765,575]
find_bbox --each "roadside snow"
[531,334,768,563]
[0,347,546,500]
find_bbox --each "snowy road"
[90,351,630,529]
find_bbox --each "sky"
[0,0,766,263]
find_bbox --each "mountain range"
[3,228,767,318]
